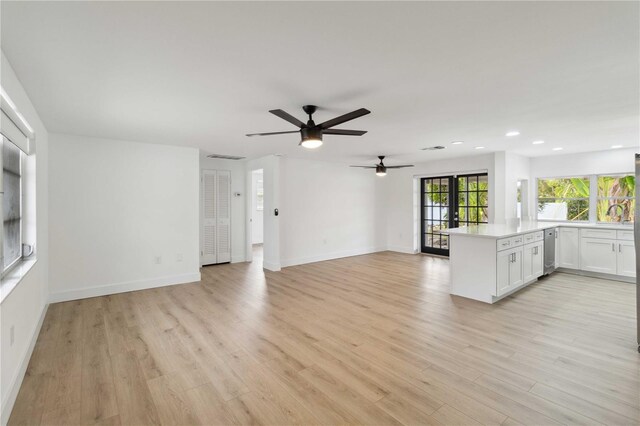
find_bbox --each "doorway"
[250,169,264,266]
[421,173,489,256]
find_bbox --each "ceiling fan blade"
[349,165,377,168]
[319,108,371,129]
[323,129,367,136]
[246,130,299,137]
[269,109,305,128]
[385,165,415,169]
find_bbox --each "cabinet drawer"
[617,230,634,241]
[497,238,512,251]
[497,235,525,251]
[580,228,617,240]
[523,231,544,244]
[510,235,524,247]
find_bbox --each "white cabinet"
[497,247,523,296]
[617,240,636,277]
[523,242,544,284]
[575,229,635,277]
[558,227,580,269]
[580,238,617,274]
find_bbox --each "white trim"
[281,246,386,268]
[231,255,245,263]
[1,301,48,425]
[412,168,489,179]
[387,246,419,254]
[262,260,281,271]
[48,272,201,303]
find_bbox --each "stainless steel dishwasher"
[543,228,556,275]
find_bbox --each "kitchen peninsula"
[447,222,635,303]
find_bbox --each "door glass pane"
[440,235,449,250]
[468,176,478,190]
[468,192,477,206]
[458,177,467,191]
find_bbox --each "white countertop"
[446,221,633,239]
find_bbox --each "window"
[597,174,635,223]
[3,138,22,271]
[255,179,264,211]
[537,177,590,221]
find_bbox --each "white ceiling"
[2,1,638,164]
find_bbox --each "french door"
[421,173,489,256]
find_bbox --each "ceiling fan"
[246,105,370,149]
[351,156,414,177]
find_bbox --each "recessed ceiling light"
[611,145,623,149]
[451,141,464,145]
[505,131,520,137]
[475,146,485,150]
[552,147,563,151]
[532,140,545,145]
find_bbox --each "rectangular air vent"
[421,146,446,151]
[206,154,246,160]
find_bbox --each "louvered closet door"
[216,170,231,263]
[201,171,217,265]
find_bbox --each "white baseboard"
[281,246,386,268]
[386,246,419,254]
[48,272,201,303]
[231,255,245,264]
[262,260,281,272]
[1,302,48,425]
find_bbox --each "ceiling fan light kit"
[300,125,323,149]
[247,104,370,149]
[375,165,387,177]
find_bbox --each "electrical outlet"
[10,325,14,346]
[154,256,162,265]
[176,253,183,262]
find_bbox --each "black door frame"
[420,173,489,256]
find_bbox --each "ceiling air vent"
[206,154,246,160]
[421,145,446,151]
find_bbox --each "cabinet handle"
[619,243,622,253]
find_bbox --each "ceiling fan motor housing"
[301,126,323,142]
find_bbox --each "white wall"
[0,52,49,424]
[200,156,246,263]
[48,134,200,302]
[279,157,386,267]
[384,153,497,253]
[530,148,636,178]
[251,169,264,245]
[504,152,531,222]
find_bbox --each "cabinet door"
[522,244,535,283]
[617,240,636,277]
[497,250,512,296]
[558,228,580,269]
[580,238,617,274]
[532,242,544,278]
[509,248,524,288]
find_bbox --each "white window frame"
[536,172,634,224]
[1,138,23,277]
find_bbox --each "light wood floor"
[9,251,640,425]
